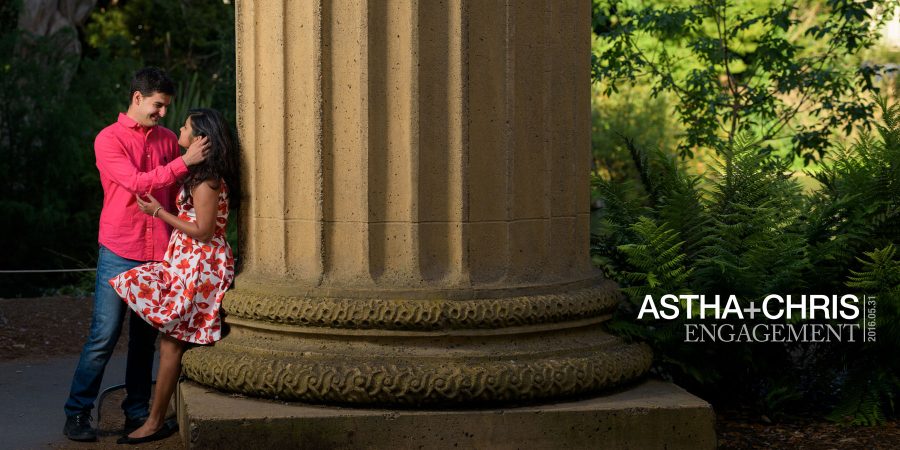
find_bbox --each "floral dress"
[110,183,234,344]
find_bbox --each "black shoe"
[116,424,176,445]
[63,412,97,442]
[123,415,149,435]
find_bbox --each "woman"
[109,108,240,444]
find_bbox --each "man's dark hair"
[129,67,175,101]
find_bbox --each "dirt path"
[0,296,122,361]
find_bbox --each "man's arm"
[95,133,208,194]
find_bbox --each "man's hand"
[135,193,164,216]
[182,136,211,166]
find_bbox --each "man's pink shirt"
[96,113,188,261]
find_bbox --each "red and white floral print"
[110,184,234,344]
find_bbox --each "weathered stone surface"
[178,379,716,449]
[180,0,656,408]
[182,312,652,406]
[221,279,621,330]
[231,0,594,288]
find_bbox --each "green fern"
[692,132,809,297]
[819,99,900,425]
[847,245,900,292]
[618,217,693,300]
[828,370,899,426]
[596,133,807,388]
[828,244,900,425]
[808,97,900,294]
[593,99,900,420]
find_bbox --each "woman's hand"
[135,193,164,217]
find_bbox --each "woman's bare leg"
[127,334,185,438]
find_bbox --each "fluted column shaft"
[239,0,592,291]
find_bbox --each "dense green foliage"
[84,0,235,126]
[593,99,900,423]
[816,100,900,425]
[0,1,235,297]
[591,0,900,424]
[592,0,898,163]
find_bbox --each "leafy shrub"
[591,0,898,163]
[0,16,141,296]
[594,98,900,423]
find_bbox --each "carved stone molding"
[223,280,621,331]
[182,333,652,406]
[183,280,652,406]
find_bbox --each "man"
[63,67,209,442]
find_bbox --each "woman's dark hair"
[130,67,175,100]
[183,108,240,213]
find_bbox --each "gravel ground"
[717,409,900,449]
[3,296,899,449]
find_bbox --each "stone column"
[181,0,651,406]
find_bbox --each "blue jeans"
[64,245,158,419]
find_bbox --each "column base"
[182,280,653,406]
[177,379,716,449]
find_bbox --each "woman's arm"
[136,180,220,242]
